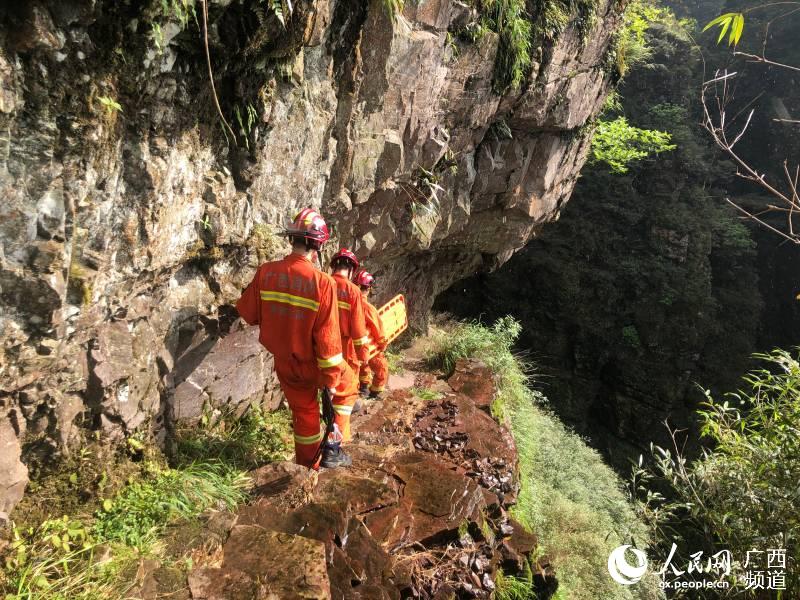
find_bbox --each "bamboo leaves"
[703,12,745,46]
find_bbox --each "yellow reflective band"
[337,301,351,311]
[294,430,324,445]
[317,353,344,369]
[353,335,370,347]
[333,405,353,416]
[369,386,385,393]
[260,290,320,311]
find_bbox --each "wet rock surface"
[179,359,555,599]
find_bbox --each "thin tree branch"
[732,51,800,73]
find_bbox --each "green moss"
[248,223,286,263]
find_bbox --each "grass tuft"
[3,406,295,598]
[426,315,531,420]
[93,462,249,549]
[386,349,404,375]
[411,387,442,401]
[495,569,536,599]
[174,406,292,470]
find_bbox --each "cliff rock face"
[0,0,622,511]
[436,19,764,467]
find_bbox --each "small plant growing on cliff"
[621,324,641,348]
[405,166,445,240]
[234,103,258,150]
[96,96,122,114]
[381,0,405,22]
[482,0,533,92]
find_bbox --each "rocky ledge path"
[133,358,556,600]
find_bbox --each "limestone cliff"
[0,0,623,512]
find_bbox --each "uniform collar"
[286,252,313,264]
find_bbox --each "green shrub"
[427,316,663,599]
[482,0,533,92]
[634,349,800,593]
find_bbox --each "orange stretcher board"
[367,294,407,359]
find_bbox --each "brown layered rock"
[0,0,623,511]
[223,526,331,599]
[188,358,551,599]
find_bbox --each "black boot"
[358,382,369,397]
[368,389,383,399]
[320,442,352,468]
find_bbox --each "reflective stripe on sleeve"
[337,301,351,311]
[260,290,320,311]
[353,335,370,347]
[317,353,344,369]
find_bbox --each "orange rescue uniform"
[360,299,389,394]
[236,253,344,468]
[331,273,370,441]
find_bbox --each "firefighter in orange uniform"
[353,269,389,398]
[235,208,351,469]
[328,249,369,441]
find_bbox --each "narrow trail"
[132,351,555,599]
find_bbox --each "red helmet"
[285,208,330,246]
[353,269,375,289]
[331,248,359,270]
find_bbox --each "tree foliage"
[591,117,676,173]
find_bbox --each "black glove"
[321,387,335,428]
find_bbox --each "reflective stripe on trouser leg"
[333,362,358,443]
[274,358,323,469]
[369,352,389,393]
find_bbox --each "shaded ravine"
[128,356,554,599]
